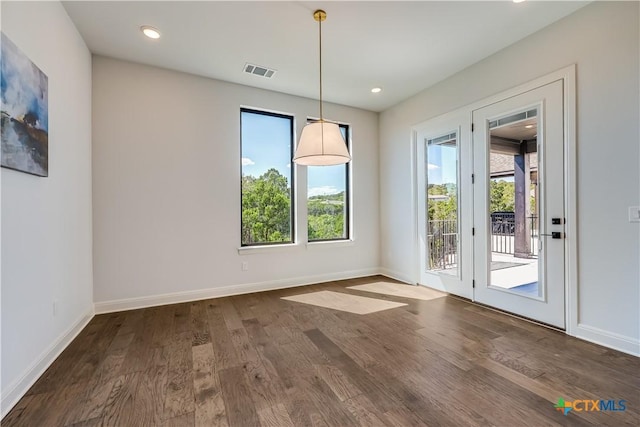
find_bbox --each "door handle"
[541,232,564,239]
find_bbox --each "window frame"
[240,107,296,247]
[306,120,351,243]
[425,130,461,277]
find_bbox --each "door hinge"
[472,280,475,289]
[471,173,475,184]
[472,227,475,236]
[471,123,475,132]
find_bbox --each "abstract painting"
[1,32,48,177]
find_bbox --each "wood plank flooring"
[3,276,639,426]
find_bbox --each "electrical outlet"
[629,206,640,223]
[241,261,249,271]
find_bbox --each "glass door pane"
[426,132,459,277]
[488,110,540,298]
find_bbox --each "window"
[426,131,459,275]
[307,124,350,241]
[241,109,294,246]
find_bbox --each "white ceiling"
[492,117,538,141]
[63,1,587,112]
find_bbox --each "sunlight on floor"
[281,290,407,314]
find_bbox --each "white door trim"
[412,65,577,335]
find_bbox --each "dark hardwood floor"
[3,276,639,426]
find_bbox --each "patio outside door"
[472,80,566,329]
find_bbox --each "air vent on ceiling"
[244,63,276,78]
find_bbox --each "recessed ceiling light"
[371,87,382,93]
[141,26,161,39]
[513,0,526,3]
[525,125,534,129]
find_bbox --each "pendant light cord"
[318,14,323,121]
[318,12,325,154]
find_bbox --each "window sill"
[237,243,299,255]
[306,239,354,250]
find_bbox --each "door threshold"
[448,294,566,333]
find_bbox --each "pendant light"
[293,10,351,166]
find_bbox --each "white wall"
[1,1,93,416]
[380,1,639,353]
[92,56,379,310]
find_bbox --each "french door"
[417,112,473,298]
[472,80,566,328]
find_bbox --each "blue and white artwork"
[1,32,48,177]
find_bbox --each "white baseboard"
[94,268,381,314]
[574,323,640,357]
[1,308,95,419]
[378,268,416,285]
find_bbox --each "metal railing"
[427,219,458,271]
[490,213,538,256]
[427,214,538,270]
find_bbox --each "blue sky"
[241,111,347,197]
[427,142,457,185]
